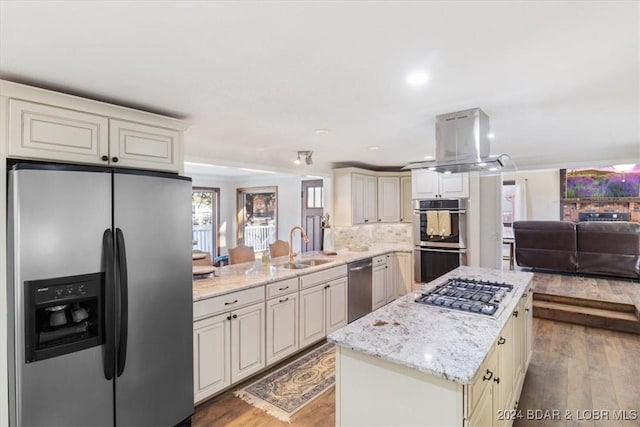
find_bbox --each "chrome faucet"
[289,226,310,262]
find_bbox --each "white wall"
[503,169,561,220]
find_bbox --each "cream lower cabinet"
[372,263,387,310]
[266,293,299,366]
[299,274,348,348]
[193,313,231,403]
[231,302,266,383]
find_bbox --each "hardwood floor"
[514,319,640,427]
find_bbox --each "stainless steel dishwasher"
[347,258,373,323]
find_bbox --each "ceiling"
[1,1,638,176]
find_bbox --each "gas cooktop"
[415,277,514,316]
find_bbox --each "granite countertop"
[192,243,412,302]
[327,266,534,385]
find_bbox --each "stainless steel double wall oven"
[413,199,467,283]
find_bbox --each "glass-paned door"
[237,187,277,253]
[302,179,323,252]
[192,187,219,257]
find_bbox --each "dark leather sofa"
[513,220,640,280]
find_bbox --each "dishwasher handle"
[349,263,372,272]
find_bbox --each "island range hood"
[403,108,512,173]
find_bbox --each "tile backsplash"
[332,223,413,248]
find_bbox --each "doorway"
[301,179,323,252]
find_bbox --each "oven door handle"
[415,247,467,254]
[414,209,467,214]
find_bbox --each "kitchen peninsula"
[328,266,534,427]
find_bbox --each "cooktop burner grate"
[415,277,513,316]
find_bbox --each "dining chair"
[228,244,256,264]
[269,240,290,258]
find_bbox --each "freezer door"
[8,166,113,427]
[113,171,193,425]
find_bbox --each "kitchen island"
[328,266,534,427]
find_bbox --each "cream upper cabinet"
[3,81,185,173]
[412,170,469,199]
[400,176,413,222]
[333,168,410,225]
[109,119,180,172]
[377,176,400,223]
[9,99,110,165]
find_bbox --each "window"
[237,186,277,253]
[192,187,220,257]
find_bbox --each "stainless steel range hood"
[403,108,512,173]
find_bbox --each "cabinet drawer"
[266,277,299,299]
[467,345,498,417]
[9,99,109,163]
[300,265,347,289]
[194,286,265,320]
[373,255,387,266]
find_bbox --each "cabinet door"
[9,99,109,165]
[411,170,439,199]
[372,265,387,310]
[396,252,412,296]
[109,119,181,172]
[377,177,400,223]
[440,173,469,198]
[400,176,413,223]
[524,289,533,369]
[193,313,231,403]
[496,315,515,414]
[364,175,378,222]
[469,383,495,427]
[266,294,299,366]
[352,174,366,224]
[230,303,265,383]
[299,285,326,347]
[385,254,397,303]
[326,277,348,334]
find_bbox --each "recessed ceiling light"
[314,129,329,135]
[488,133,495,139]
[293,158,301,165]
[407,72,429,86]
[423,155,433,160]
[369,146,380,150]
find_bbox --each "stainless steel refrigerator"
[7,163,194,426]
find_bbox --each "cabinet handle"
[225,299,238,306]
[498,337,506,345]
[525,308,530,312]
[494,376,500,384]
[513,310,519,318]
[226,315,231,321]
[482,369,493,381]
[101,155,109,162]
[278,286,289,291]
[324,285,330,289]
[364,219,368,223]
[232,314,238,319]
[111,156,119,163]
[279,297,289,303]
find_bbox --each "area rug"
[234,342,335,423]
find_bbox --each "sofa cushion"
[576,221,640,279]
[513,221,578,273]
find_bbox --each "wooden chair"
[269,240,290,258]
[193,251,212,267]
[228,244,256,264]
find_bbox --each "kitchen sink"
[298,259,333,266]
[277,262,310,270]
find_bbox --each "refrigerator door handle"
[115,228,129,377]
[102,229,116,380]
